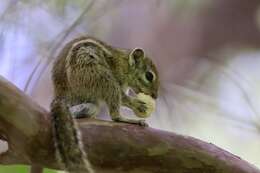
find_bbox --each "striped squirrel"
[51,36,159,173]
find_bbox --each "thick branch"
[0,76,259,173]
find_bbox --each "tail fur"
[51,99,94,173]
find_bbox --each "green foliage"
[44,168,58,173]
[0,165,28,173]
[0,165,57,173]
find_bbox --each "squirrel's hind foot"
[69,103,99,119]
[112,116,148,127]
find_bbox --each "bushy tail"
[51,99,94,173]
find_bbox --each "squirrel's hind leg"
[69,102,100,119]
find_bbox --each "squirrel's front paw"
[133,99,154,118]
[133,100,148,116]
[133,93,155,118]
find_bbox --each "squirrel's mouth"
[127,88,157,99]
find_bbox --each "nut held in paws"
[136,93,155,118]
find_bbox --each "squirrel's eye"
[145,71,154,82]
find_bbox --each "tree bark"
[30,165,43,173]
[0,76,259,173]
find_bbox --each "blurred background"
[0,0,260,172]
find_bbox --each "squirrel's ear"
[129,48,145,67]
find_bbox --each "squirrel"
[51,36,159,173]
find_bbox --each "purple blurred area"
[0,0,260,168]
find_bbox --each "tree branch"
[30,165,43,173]
[0,76,259,173]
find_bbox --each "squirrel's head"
[128,48,159,99]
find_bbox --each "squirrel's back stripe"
[66,38,112,61]
[65,38,113,84]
